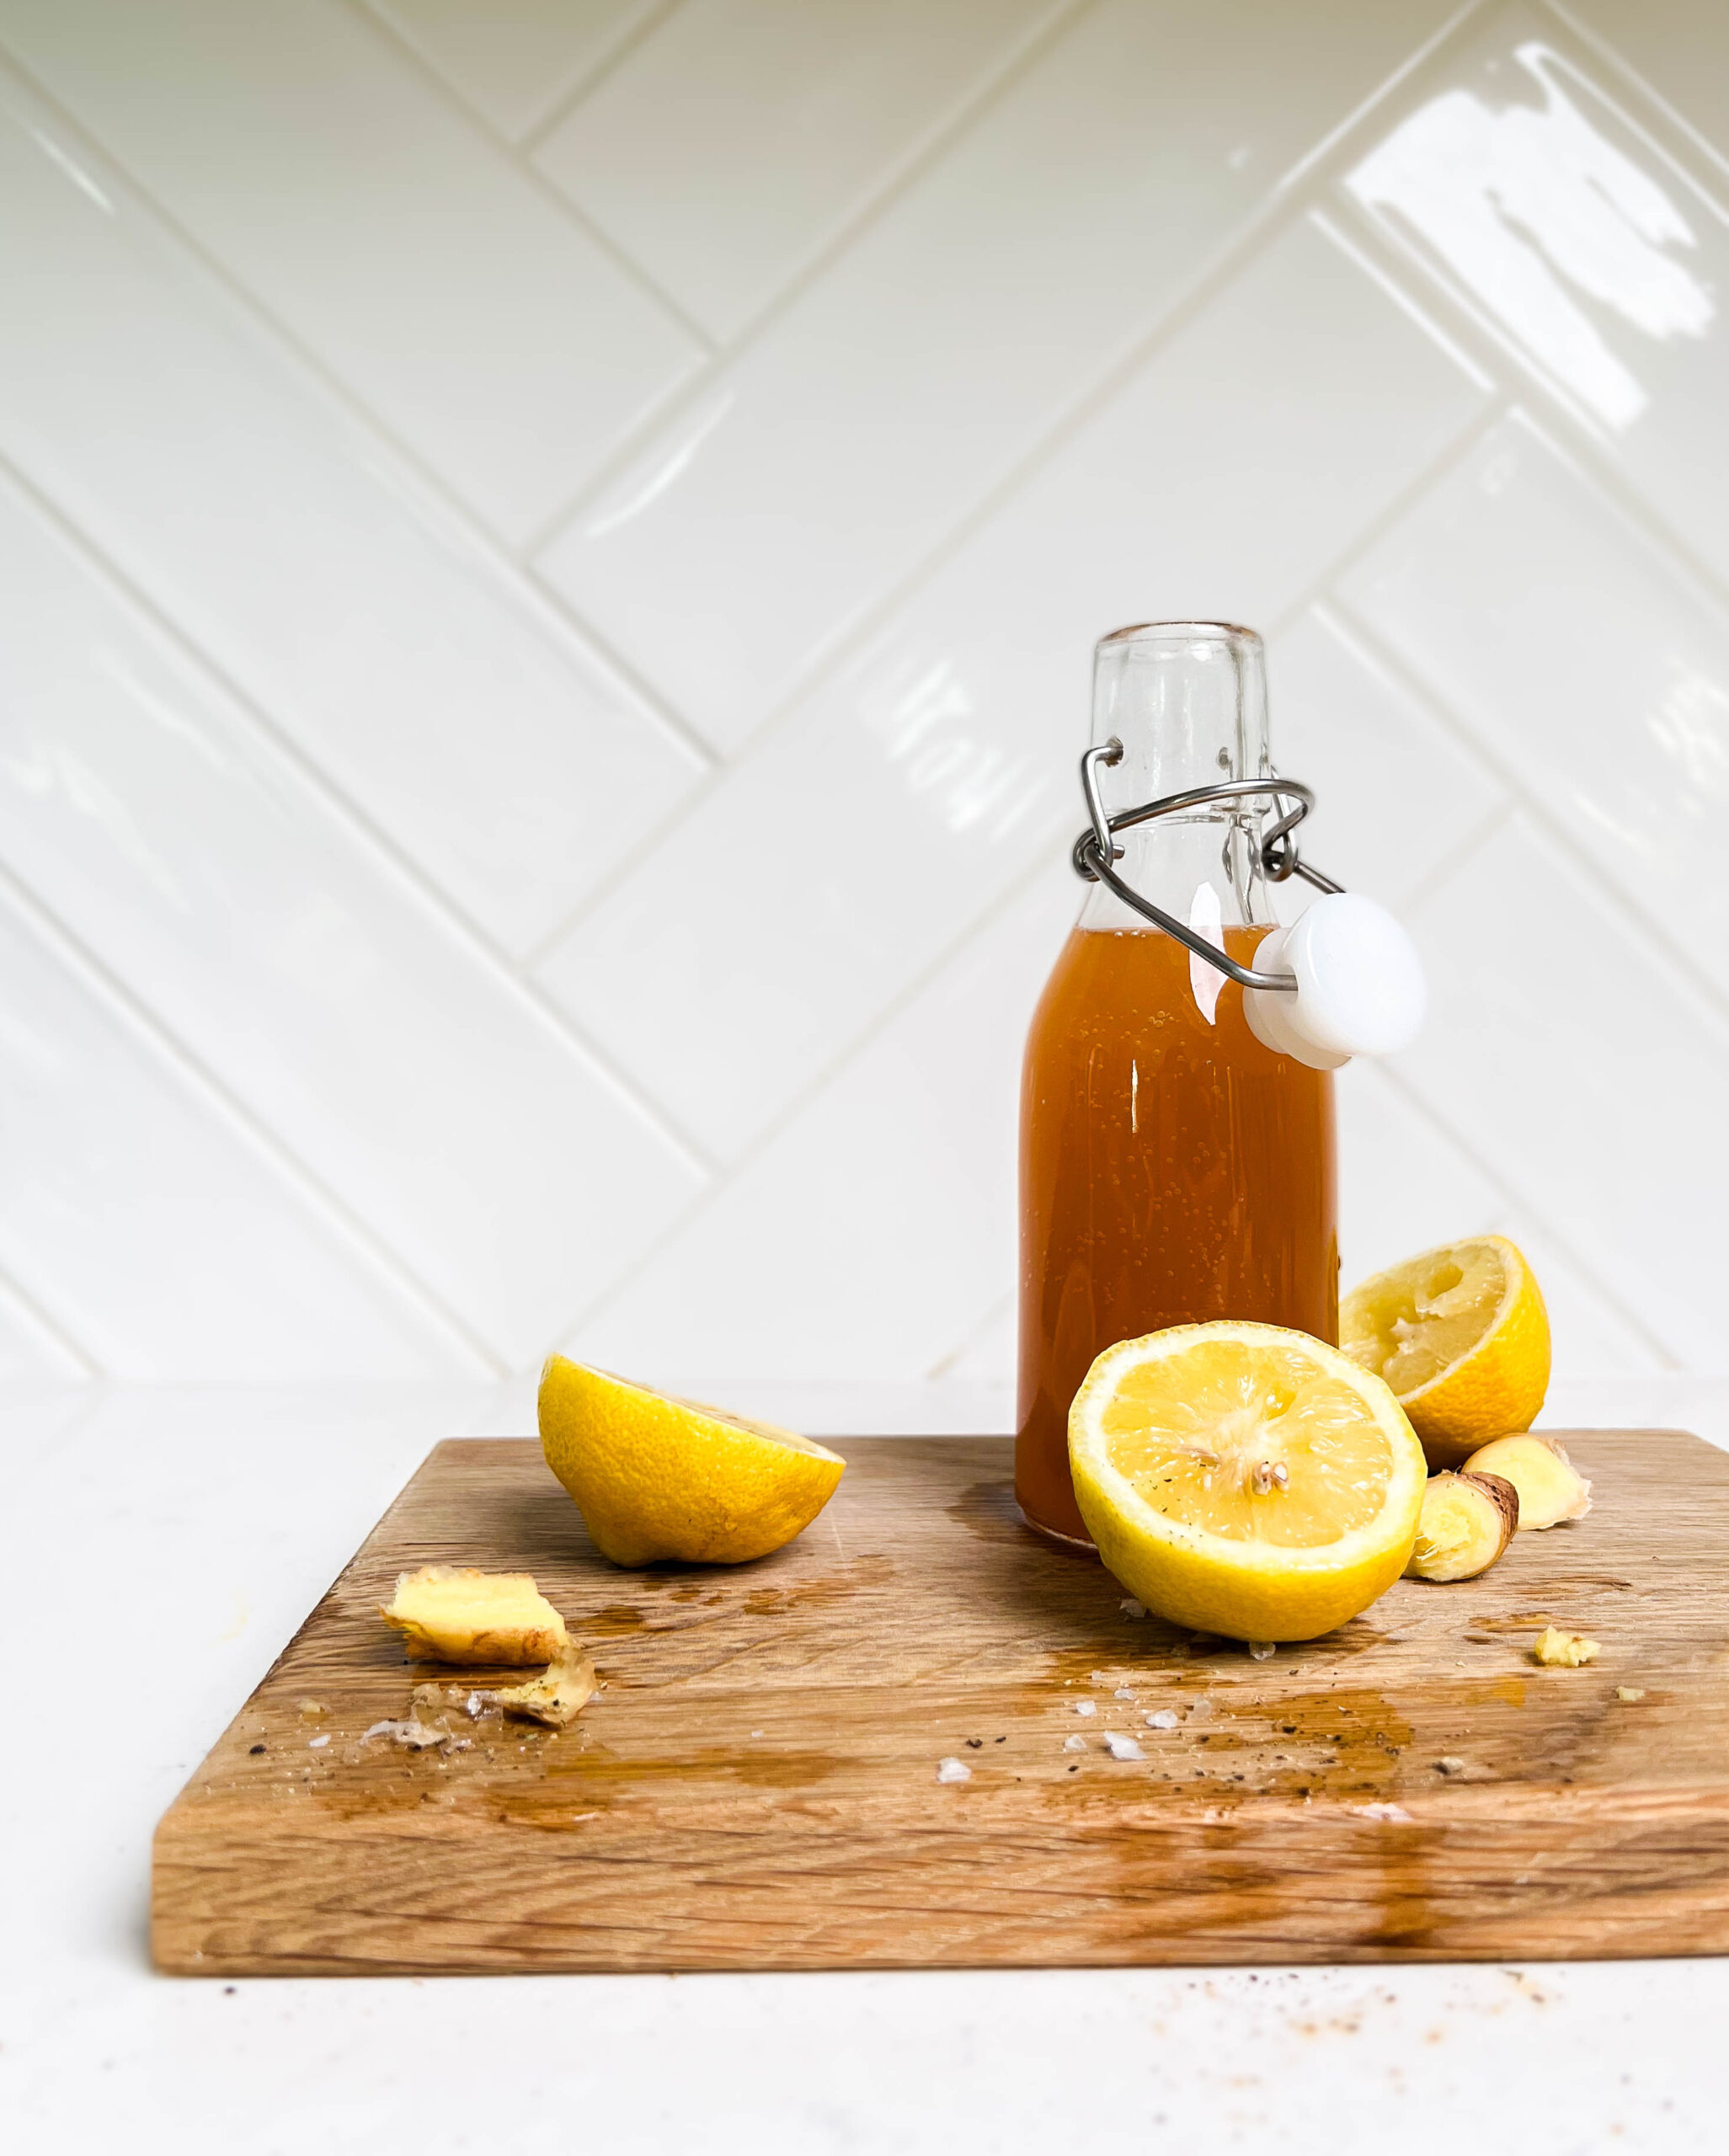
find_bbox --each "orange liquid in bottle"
[1015,921,1337,1545]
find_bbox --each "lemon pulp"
[1070,1322,1426,1642]
[1342,1235,1550,1466]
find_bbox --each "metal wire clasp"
[1072,737,1342,992]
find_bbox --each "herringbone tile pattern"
[0,0,1721,1390]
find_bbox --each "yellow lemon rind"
[538,1356,845,1566]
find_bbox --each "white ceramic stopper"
[1242,894,1426,1070]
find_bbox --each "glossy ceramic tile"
[0,888,480,1379]
[1,0,1719,1387]
[538,216,1491,1159]
[1266,604,1507,911]
[0,0,699,542]
[537,0,1460,749]
[1334,1061,1663,1376]
[1342,4,1729,587]
[1482,1210,1669,1377]
[0,79,704,958]
[1561,0,1729,176]
[0,1277,88,1383]
[1400,814,1729,1366]
[0,475,704,1368]
[1340,412,1729,996]
[537,0,1063,339]
[366,0,659,141]
[574,857,1074,1381]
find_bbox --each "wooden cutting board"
[152,1431,1729,1975]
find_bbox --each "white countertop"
[8,1376,1729,2155]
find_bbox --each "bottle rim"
[1096,619,1262,654]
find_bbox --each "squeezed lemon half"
[1068,1322,1426,1642]
[1341,1235,1550,1468]
[538,1356,845,1566]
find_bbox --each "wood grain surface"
[152,1432,1729,1975]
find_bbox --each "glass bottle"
[1016,622,1338,1547]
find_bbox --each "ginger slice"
[492,1644,597,1728]
[381,1564,568,1664]
[1406,1470,1519,1582]
[1462,1434,1591,1531]
[1533,1625,1599,1667]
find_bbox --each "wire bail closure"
[1070,737,1342,991]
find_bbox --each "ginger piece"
[1406,1470,1519,1581]
[491,1644,597,1729]
[381,1565,568,1664]
[1533,1625,1599,1667]
[1463,1434,1591,1531]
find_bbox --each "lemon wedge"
[1341,1235,1550,1469]
[1067,1322,1426,1642]
[538,1357,845,1566]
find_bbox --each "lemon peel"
[1342,1235,1550,1469]
[538,1356,845,1566]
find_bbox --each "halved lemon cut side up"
[1068,1323,1427,1643]
[1341,1235,1550,1469]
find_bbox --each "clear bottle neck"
[1079,621,1273,933]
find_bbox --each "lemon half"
[1341,1235,1550,1469]
[1068,1322,1426,1642]
[538,1357,845,1566]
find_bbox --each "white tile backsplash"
[0,475,703,1368]
[366,0,660,142]
[1560,0,1729,178]
[0,881,478,1379]
[0,75,706,958]
[0,0,700,542]
[0,0,1722,1390]
[1342,5,1729,590]
[538,215,1491,1159]
[1400,813,1729,1366]
[537,0,1462,750]
[536,0,1066,340]
[1340,410,1729,995]
[577,855,1075,1380]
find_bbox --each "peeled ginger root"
[1406,1470,1519,1582]
[381,1565,568,1664]
[1463,1434,1592,1531]
[494,1645,597,1728]
[1534,1625,1599,1667]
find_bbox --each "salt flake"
[936,1757,972,1785]
[1120,1598,1146,1620]
[1353,1801,1413,1822]
[1113,1688,1135,1701]
[1102,1732,1145,1761]
[1073,1700,1097,1716]
[1062,1734,1086,1753]
[1145,1709,1179,1731]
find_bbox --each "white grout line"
[1263,402,1514,648]
[337,0,722,355]
[523,0,1516,976]
[0,865,510,1380]
[1323,585,1729,1053]
[513,0,692,157]
[1542,0,1729,188]
[0,1258,104,1382]
[0,40,721,782]
[519,0,1101,563]
[0,448,718,1184]
[548,834,1075,1349]
[925,1291,1014,1384]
